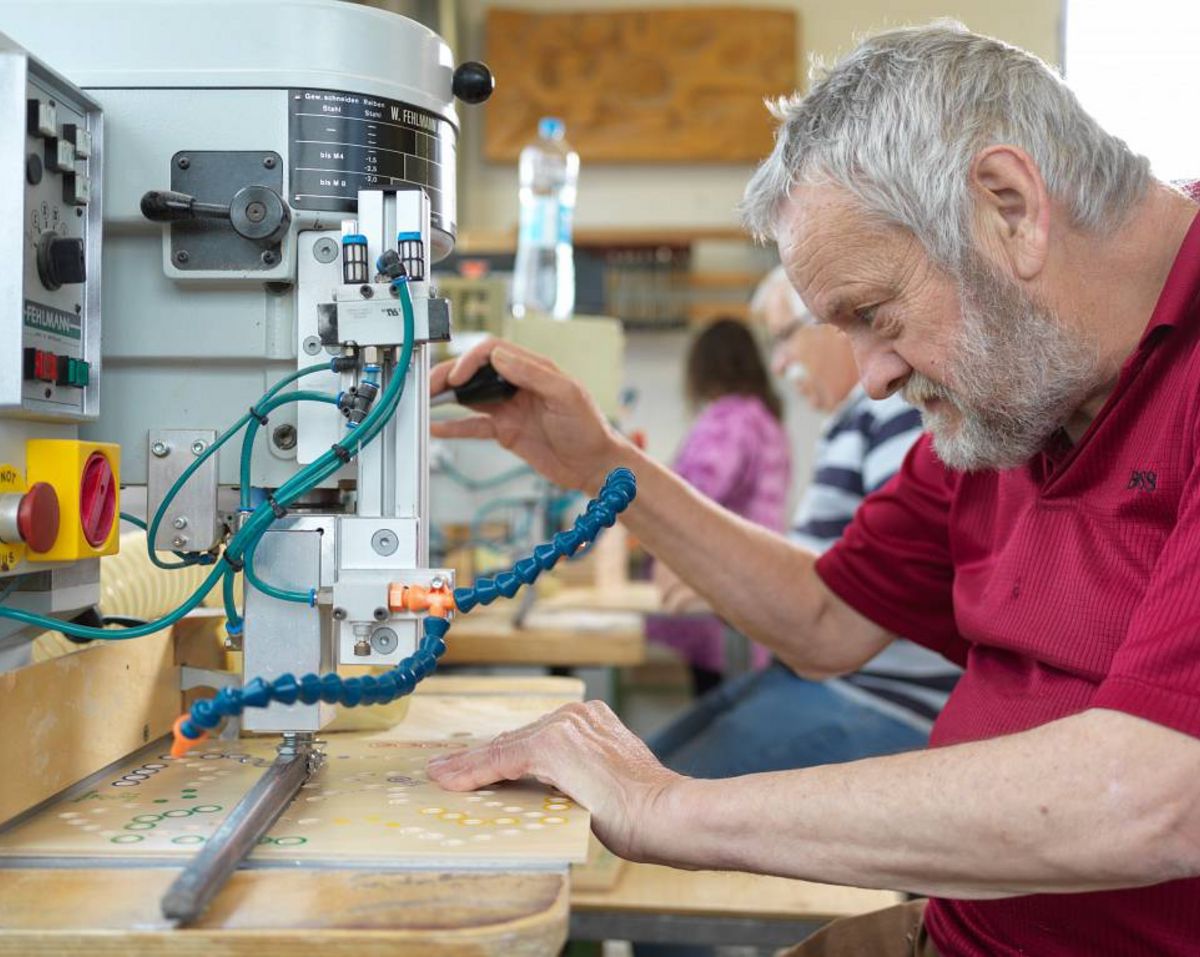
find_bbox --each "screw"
[430,576,446,590]
[332,607,348,621]
[303,336,322,356]
[151,441,169,457]
[372,606,389,622]
[245,200,267,223]
[261,250,279,266]
[172,516,188,529]
[174,250,190,265]
[353,638,371,656]
[190,440,207,456]
[313,237,339,264]
[171,535,189,548]
[370,627,399,655]
[370,529,398,557]
[359,284,374,299]
[263,155,277,169]
[272,424,297,450]
[177,156,190,169]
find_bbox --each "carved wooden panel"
[483,7,799,163]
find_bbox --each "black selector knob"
[36,232,86,290]
[452,61,495,104]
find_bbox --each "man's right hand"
[430,338,629,493]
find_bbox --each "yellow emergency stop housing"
[25,439,121,561]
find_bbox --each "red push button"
[17,482,60,553]
[79,452,115,548]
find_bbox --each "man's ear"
[970,145,1050,281]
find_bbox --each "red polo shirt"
[816,208,1200,956]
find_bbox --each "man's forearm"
[643,709,1200,898]
[603,441,879,674]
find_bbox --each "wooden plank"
[483,7,798,163]
[444,607,644,666]
[536,582,661,615]
[572,861,902,923]
[0,868,568,956]
[0,631,179,825]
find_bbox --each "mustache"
[902,373,956,407]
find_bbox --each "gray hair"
[741,22,1152,269]
[749,265,812,322]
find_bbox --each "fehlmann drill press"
[0,0,517,923]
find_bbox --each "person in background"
[647,269,957,788]
[646,318,792,695]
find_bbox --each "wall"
[453,0,1063,233]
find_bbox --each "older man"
[428,23,1200,956]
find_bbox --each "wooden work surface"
[0,676,583,956]
[572,859,903,923]
[537,582,662,615]
[444,605,645,667]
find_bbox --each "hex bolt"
[372,606,389,622]
[302,335,322,355]
[172,516,188,529]
[171,535,189,548]
[151,441,170,458]
[272,424,297,451]
[332,607,348,621]
[190,440,207,456]
[177,156,190,169]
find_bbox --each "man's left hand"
[426,701,683,861]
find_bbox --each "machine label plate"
[288,89,456,238]
[24,301,82,341]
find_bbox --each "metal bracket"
[147,429,219,552]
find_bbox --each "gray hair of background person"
[739,21,1152,272]
[750,266,814,325]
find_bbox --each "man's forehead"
[775,186,901,318]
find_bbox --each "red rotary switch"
[79,452,116,548]
[17,482,60,554]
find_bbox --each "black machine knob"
[452,61,495,104]
[36,232,86,290]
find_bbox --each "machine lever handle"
[432,362,518,407]
[140,189,231,223]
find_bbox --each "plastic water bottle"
[511,117,579,320]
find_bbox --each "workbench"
[443,603,645,667]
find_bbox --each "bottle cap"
[538,117,565,140]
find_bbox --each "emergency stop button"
[0,482,60,554]
[17,482,60,553]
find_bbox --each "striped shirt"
[792,386,960,729]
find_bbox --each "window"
[1066,0,1200,182]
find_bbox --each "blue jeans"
[649,661,930,778]
[633,663,929,957]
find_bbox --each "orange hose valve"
[387,582,456,618]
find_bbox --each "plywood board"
[484,7,798,163]
[0,678,590,868]
[0,631,179,825]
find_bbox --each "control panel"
[0,32,101,421]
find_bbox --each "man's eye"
[855,305,879,326]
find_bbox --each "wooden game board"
[0,680,590,869]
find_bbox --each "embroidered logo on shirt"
[1127,469,1158,492]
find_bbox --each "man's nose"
[852,338,911,400]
